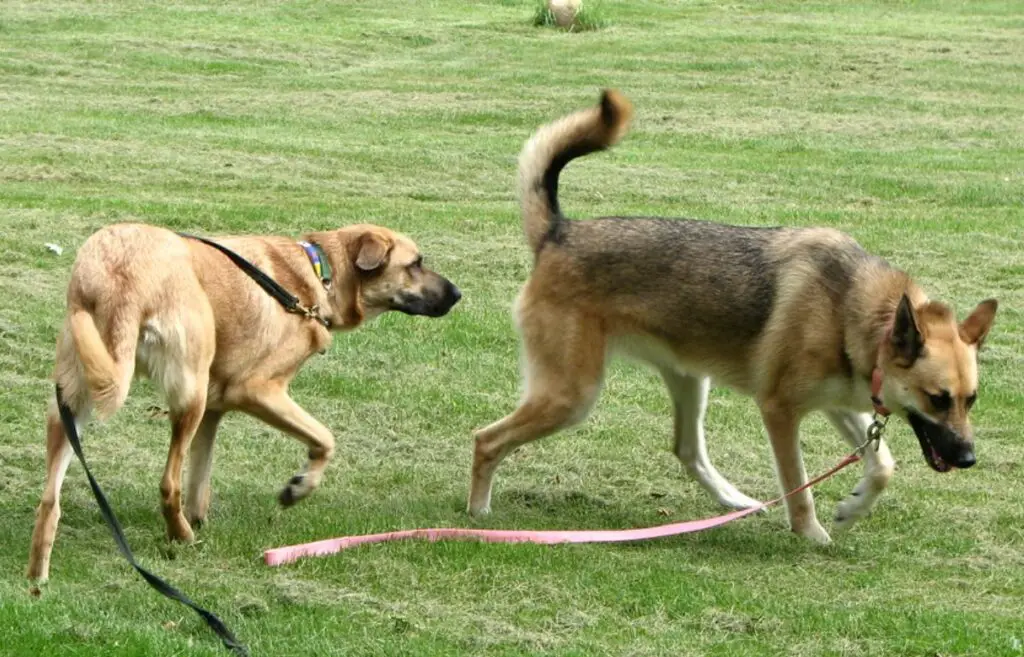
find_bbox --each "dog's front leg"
[239,385,335,507]
[825,410,895,532]
[759,400,831,544]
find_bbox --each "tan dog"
[28,222,460,581]
[469,90,998,543]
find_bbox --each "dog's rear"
[29,224,213,581]
[469,91,765,516]
[52,225,205,418]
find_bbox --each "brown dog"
[27,222,460,581]
[468,90,998,543]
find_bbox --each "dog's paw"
[793,520,832,545]
[167,519,195,543]
[833,495,870,533]
[279,474,312,508]
[716,491,763,512]
[467,502,492,517]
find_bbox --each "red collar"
[870,367,891,417]
[869,319,895,417]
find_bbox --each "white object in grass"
[548,0,581,28]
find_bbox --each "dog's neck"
[869,323,895,417]
[844,264,919,414]
[303,231,366,330]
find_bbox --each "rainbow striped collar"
[297,240,332,289]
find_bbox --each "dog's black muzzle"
[907,411,976,473]
[392,280,461,318]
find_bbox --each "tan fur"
[28,222,458,582]
[470,91,999,543]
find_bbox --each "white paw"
[794,520,832,545]
[716,491,763,512]
[833,493,872,533]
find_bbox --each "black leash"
[180,233,329,327]
[54,387,249,655]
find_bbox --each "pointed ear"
[354,233,389,272]
[890,293,924,365]
[959,298,998,348]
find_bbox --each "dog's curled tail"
[62,309,132,420]
[518,89,634,253]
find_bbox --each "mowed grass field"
[2,1,1023,654]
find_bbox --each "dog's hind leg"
[239,385,335,507]
[468,307,605,516]
[825,410,895,533]
[152,309,215,543]
[161,372,210,543]
[185,410,223,527]
[759,399,831,544]
[661,372,760,511]
[26,398,85,582]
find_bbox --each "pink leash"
[264,451,861,566]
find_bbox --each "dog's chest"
[806,375,874,413]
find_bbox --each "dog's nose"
[956,449,976,469]
[449,284,462,305]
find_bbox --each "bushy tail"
[517,89,634,253]
[64,309,132,419]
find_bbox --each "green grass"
[2,0,1023,655]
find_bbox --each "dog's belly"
[135,318,201,409]
[608,334,754,393]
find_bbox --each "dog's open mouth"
[907,411,952,473]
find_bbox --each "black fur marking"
[278,486,297,507]
[288,475,305,486]
[598,91,618,127]
[572,218,780,343]
[536,95,622,252]
[539,142,609,249]
[892,294,924,364]
[809,245,859,305]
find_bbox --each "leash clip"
[858,412,889,455]
[292,303,330,328]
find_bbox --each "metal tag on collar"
[858,412,890,454]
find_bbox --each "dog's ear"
[354,233,390,272]
[891,293,924,365]
[959,298,998,349]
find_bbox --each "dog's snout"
[448,283,462,305]
[956,449,976,469]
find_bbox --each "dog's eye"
[408,257,423,272]
[927,391,952,412]
[965,393,977,410]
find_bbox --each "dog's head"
[313,224,461,326]
[879,294,998,472]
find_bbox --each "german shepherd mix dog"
[469,91,998,544]
[27,223,460,581]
